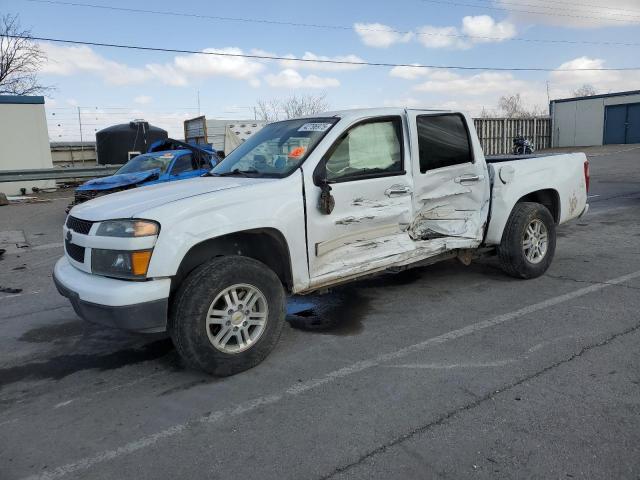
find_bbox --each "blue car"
[70,140,219,210]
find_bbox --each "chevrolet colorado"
[53,108,589,375]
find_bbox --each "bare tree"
[479,106,495,118]
[498,93,545,118]
[0,14,49,95]
[572,84,597,97]
[255,93,329,122]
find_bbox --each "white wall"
[0,97,55,195]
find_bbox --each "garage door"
[604,103,640,144]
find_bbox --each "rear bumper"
[53,257,170,333]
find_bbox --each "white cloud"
[415,16,516,49]
[550,56,640,95]
[496,0,639,28]
[40,43,149,85]
[353,23,413,48]
[383,97,428,108]
[389,64,432,80]
[134,95,153,105]
[143,63,188,87]
[265,69,340,89]
[414,71,526,95]
[461,15,516,43]
[39,42,264,87]
[416,26,468,49]
[173,47,264,81]
[279,52,365,72]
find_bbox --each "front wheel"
[170,256,286,376]
[497,202,556,279]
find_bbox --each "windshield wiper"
[213,168,261,177]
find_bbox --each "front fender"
[142,172,309,291]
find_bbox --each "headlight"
[91,249,153,279]
[96,219,159,237]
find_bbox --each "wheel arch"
[172,228,294,294]
[485,187,561,245]
[514,188,560,223]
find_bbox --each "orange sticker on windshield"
[288,146,306,158]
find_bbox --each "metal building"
[0,95,55,195]
[550,90,640,147]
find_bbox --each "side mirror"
[318,179,335,215]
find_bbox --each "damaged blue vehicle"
[68,139,219,211]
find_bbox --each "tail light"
[583,160,590,193]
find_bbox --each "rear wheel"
[170,256,286,376]
[497,202,556,279]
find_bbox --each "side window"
[417,114,473,173]
[171,154,194,175]
[324,118,403,182]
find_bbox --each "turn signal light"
[131,250,153,276]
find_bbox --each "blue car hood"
[77,169,160,191]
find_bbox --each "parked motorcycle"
[513,134,534,155]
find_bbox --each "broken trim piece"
[315,224,399,257]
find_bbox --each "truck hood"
[76,169,160,191]
[70,176,271,221]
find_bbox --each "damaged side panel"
[408,167,490,243]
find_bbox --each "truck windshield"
[211,117,338,178]
[116,153,174,175]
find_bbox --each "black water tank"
[96,121,168,165]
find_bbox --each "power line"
[419,0,640,23]
[14,35,640,71]
[465,0,640,18]
[22,0,640,47]
[503,0,640,15]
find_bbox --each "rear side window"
[417,114,473,173]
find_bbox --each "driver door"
[304,116,415,285]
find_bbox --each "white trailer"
[184,116,266,156]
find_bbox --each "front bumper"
[53,257,170,333]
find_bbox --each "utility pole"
[197,90,201,116]
[77,106,85,166]
[546,81,551,105]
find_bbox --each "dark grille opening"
[65,240,85,263]
[66,216,94,235]
[74,190,98,204]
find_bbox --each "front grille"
[66,216,94,235]
[74,190,98,203]
[65,240,85,263]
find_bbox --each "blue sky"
[3,0,640,139]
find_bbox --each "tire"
[169,256,286,376]
[497,202,556,279]
[515,146,525,155]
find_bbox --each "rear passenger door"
[406,111,490,245]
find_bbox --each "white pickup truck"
[54,108,589,375]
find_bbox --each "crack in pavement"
[318,321,640,480]
[546,274,640,291]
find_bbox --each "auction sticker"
[298,122,333,132]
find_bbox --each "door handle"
[385,184,412,197]
[454,174,481,184]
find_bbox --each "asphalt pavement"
[1,145,639,480]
